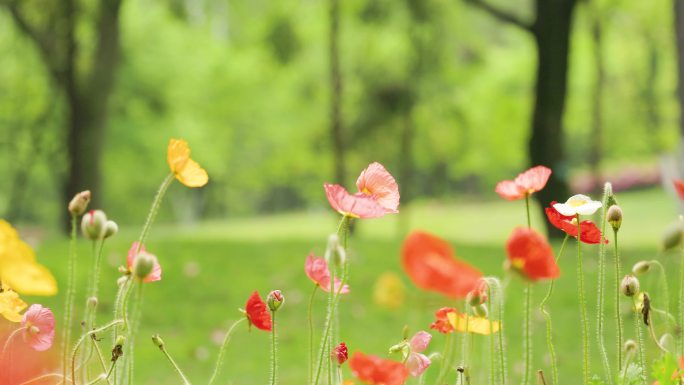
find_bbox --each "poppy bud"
[623,339,637,353]
[662,221,684,252]
[267,290,284,312]
[325,234,345,267]
[331,342,348,365]
[81,210,107,240]
[103,220,118,239]
[151,334,164,350]
[631,261,650,275]
[68,190,91,216]
[473,304,488,318]
[604,182,618,208]
[133,252,155,280]
[466,281,489,306]
[620,275,640,297]
[607,205,623,232]
[87,296,98,310]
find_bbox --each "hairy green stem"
[614,228,624,370]
[435,332,453,385]
[207,318,247,385]
[577,216,590,385]
[633,298,646,385]
[271,311,278,385]
[539,235,569,385]
[523,283,532,385]
[158,340,192,385]
[62,214,78,382]
[71,320,123,385]
[596,187,613,384]
[136,173,174,252]
[525,194,531,229]
[485,277,507,385]
[307,285,318,385]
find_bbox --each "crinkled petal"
[506,227,559,281]
[494,181,525,201]
[447,312,500,335]
[167,139,190,174]
[674,180,684,200]
[355,162,400,212]
[21,304,55,351]
[324,184,391,218]
[406,353,431,377]
[0,289,27,322]
[177,158,209,188]
[514,166,552,193]
[575,201,602,216]
[2,262,57,296]
[245,291,272,331]
[409,331,431,353]
[349,352,408,385]
[552,203,576,217]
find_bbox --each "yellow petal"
[167,138,190,174]
[447,312,500,335]
[2,261,58,296]
[373,272,405,309]
[177,158,208,187]
[0,289,27,322]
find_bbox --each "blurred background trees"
[0,0,679,230]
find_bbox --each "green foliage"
[620,363,645,385]
[651,353,682,385]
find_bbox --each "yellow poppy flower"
[167,139,209,188]
[372,272,405,309]
[0,220,57,296]
[447,311,500,335]
[0,283,27,322]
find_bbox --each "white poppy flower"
[553,194,602,216]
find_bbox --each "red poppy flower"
[545,202,607,244]
[506,227,559,281]
[349,352,408,385]
[674,180,684,200]
[495,165,552,200]
[430,307,456,334]
[245,291,272,331]
[332,342,349,365]
[401,231,482,298]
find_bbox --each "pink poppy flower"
[21,304,55,351]
[406,331,432,377]
[324,162,399,218]
[495,166,552,200]
[127,242,162,283]
[305,254,349,294]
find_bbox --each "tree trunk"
[329,0,346,185]
[529,0,576,235]
[674,0,684,138]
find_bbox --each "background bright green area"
[20,187,682,384]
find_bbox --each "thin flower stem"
[525,194,531,229]
[62,214,78,383]
[620,349,634,385]
[596,187,613,385]
[207,318,247,385]
[90,338,113,385]
[19,373,71,385]
[462,305,472,385]
[649,260,671,320]
[307,285,319,385]
[1,326,26,358]
[614,228,624,370]
[136,173,174,253]
[647,315,669,353]
[111,277,130,385]
[270,311,278,385]
[158,341,192,385]
[488,304,495,385]
[328,262,335,385]
[633,298,647,385]
[485,277,507,385]
[126,281,145,385]
[435,332,453,385]
[680,233,684,356]
[71,320,123,385]
[522,283,532,385]
[539,235,569,385]
[576,216,590,385]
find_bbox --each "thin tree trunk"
[329,0,345,185]
[529,0,576,235]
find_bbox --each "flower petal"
[406,353,431,377]
[409,331,431,353]
[506,227,559,281]
[674,180,684,200]
[21,304,55,351]
[349,352,408,385]
[167,139,190,174]
[447,312,500,335]
[245,291,272,331]
[324,184,391,218]
[514,166,552,194]
[494,180,525,201]
[177,158,209,188]
[355,162,400,212]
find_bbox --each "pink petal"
[21,304,55,351]
[305,254,330,286]
[409,331,432,353]
[514,165,551,193]
[355,162,400,212]
[324,184,391,219]
[494,180,525,200]
[143,255,163,283]
[406,352,431,377]
[127,242,146,270]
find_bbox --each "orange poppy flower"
[167,139,209,188]
[245,291,272,331]
[401,231,482,298]
[349,352,408,385]
[429,307,499,335]
[506,227,559,281]
[495,165,551,200]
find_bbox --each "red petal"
[506,227,559,281]
[401,231,482,298]
[545,203,607,244]
[349,352,408,385]
[429,307,457,334]
[674,180,684,201]
[245,291,272,331]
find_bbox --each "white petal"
[553,203,576,217]
[576,201,602,216]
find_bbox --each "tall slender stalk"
[270,311,278,385]
[633,298,647,385]
[539,235,569,385]
[71,320,123,385]
[435,332,453,385]
[596,186,613,384]
[614,228,624,369]
[62,214,78,383]
[307,285,319,385]
[157,339,191,385]
[577,217,590,385]
[207,318,246,385]
[679,233,684,356]
[523,283,532,385]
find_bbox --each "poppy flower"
[21,304,55,351]
[127,242,162,283]
[304,254,349,294]
[406,331,432,377]
[674,180,684,200]
[430,307,456,333]
[245,291,272,331]
[332,342,349,365]
[349,352,408,385]
[0,283,27,322]
[495,166,552,200]
[545,202,607,244]
[167,138,209,188]
[324,162,399,218]
[553,194,602,216]
[447,311,500,335]
[401,231,482,298]
[506,227,559,281]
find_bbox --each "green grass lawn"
[17,187,684,384]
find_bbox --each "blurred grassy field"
[18,187,684,384]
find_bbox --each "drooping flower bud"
[87,297,98,310]
[620,275,640,297]
[331,342,348,365]
[133,252,156,280]
[324,233,345,267]
[631,261,650,275]
[473,304,488,318]
[68,190,91,216]
[607,205,623,232]
[151,334,164,350]
[623,339,637,353]
[81,210,107,240]
[466,280,489,306]
[662,221,684,252]
[604,182,618,208]
[266,290,284,312]
[103,221,118,239]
